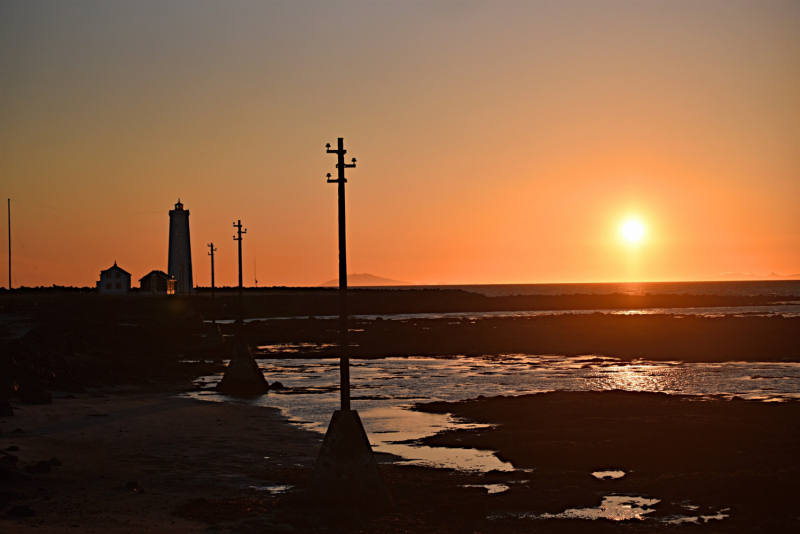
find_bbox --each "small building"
[96,262,131,294]
[139,270,175,295]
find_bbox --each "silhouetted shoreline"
[1,291,798,532]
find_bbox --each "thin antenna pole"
[208,243,217,324]
[7,199,10,290]
[233,220,247,347]
[254,250,258,288]
[326,137,357,411]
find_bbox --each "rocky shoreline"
[1,291,798,532]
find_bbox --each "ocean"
[370,280,800,297]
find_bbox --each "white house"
[96,262,131,294]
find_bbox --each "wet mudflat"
[418,390,800,533]
[2,291,799,532]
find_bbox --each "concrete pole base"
[215,344,269,396]
[305,410,392,511]
[202,324,224,348]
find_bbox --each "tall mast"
[208,243,217,324]
[7,199,10,290]
[233,220,246,347]
[326,138,357,411]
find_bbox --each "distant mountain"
[319,273,412,287]
[718,272,800,280]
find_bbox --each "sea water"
[183,354,800,471]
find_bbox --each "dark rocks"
[49,457,62,467]
[0,376,17,400]
[233,518,296,534]
[270,525,297,533]
[0,489,23,508]
[0,457,30,481]
[5,446,19,451]
[269,382,285,390]
[125,480,143,492]
[3,504,35,517]
[0,400,13,417]
[215,345,269,396]
[24,461,52,474]
[17,380,51,404]
[0,457,14,477]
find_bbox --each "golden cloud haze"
[1,1,798,287]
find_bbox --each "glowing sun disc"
[622,220,645,242]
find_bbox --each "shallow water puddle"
[592,470,626,480]
[663,509,729,524]
[460,484,509,494]
[491,495,660,522]
[249,484,294,495]
[543,495,660,521]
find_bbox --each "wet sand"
[0,390,322,533]
[6,389,795,533]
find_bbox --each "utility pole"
[306,138,391,509]
[7,199,10,290]
[208,243,217,324]
[326,138,356,411]
[233,220,246,346]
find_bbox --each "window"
[106,283,111,289]
[115,283,121,289]
[106,273,112,279]
[116,272,121,278]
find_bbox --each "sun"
[621,219,645,242]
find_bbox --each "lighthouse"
[168,199,193,293]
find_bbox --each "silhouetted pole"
[233,220,247,346]
[7,199,10,290]
[326,138,357,411]
[208,243,217,324]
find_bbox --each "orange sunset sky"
[1,0,798,288]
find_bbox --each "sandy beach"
[0,389,322,533]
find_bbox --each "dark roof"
[100,262,130,275]
[138,270,170,282]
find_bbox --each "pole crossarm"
[233,221,247,241]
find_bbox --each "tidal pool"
[592,470,626,480]
[182,354,800,472]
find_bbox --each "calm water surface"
[208,304,800,324]
[371,280,800,297]
[183,355,800,471]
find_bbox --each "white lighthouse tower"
[168,199,193,293]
